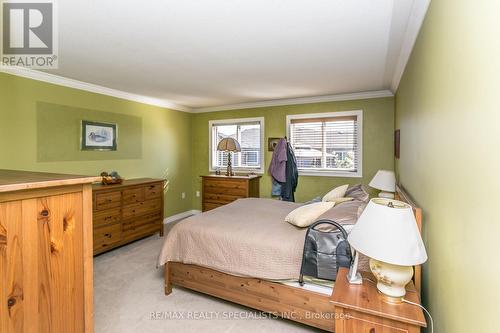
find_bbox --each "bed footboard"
[164,262,335,332]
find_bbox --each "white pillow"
[285,202,335,228]
[322,184,349,202]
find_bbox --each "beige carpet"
[94,226,322,333]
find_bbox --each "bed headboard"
[395,184,423,296]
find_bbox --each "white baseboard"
[163,210,201,224]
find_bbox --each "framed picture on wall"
[268,137,281,151]
[81,120,117,151]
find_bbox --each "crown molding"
[191,90,394,113]
[0,66,192,112]
[391,0,431,92]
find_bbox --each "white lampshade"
[369,170,396,192]
[217,137,241,152]
[348,198,427,266]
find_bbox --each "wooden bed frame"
[164,186,423,332]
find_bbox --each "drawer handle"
[149,185,155,189]
[106,199,113,202]
[104,233,112,238]
[40,209,49,217]
[7,297,16,308]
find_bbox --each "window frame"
[208,117,265,174]
[286,110,363,178]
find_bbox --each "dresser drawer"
[123,187,145,204]
[342,311,414,333]
[93,208,121,228]
[203,193,242,204]
[145,183,162,199]
[93,224,122,252]
[95,191,122,210]
[123,212,162,233]
[122,222,160,242]
[203,180,248,196]
[122,198,162,219]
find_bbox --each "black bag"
[299,219,352,284]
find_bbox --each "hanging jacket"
[268,138,288,183]
[280,142,299,202]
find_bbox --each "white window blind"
[288,112,362,176]
[210,119,263,171]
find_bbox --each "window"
[209,117,264,173]
[286,111,362,177]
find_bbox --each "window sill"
[298,170,362,178]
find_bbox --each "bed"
[159,186,422,332]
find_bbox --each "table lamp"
[348,198,427,302]
[217,137,241,176]
[369,170,396,199]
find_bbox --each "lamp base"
[378,191,395,199]
[226,152,234,177]
[378,291,404,304]
[369,258,413,299]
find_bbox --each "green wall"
[395,1,499,332]
[0,72,395,216]
[0,72,193,217]
[191,97,395,210]
[37,102,143,162]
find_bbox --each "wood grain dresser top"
[92,178,164,191]
[0,169,100,193]
[201,174,261,180]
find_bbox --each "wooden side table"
[332,268,427,333]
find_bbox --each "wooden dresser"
[92,178,164,255]
[0,169,99,333]
[201,174,261,212]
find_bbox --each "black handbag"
[299,219,352,284]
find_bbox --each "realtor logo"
[1,0,58,68]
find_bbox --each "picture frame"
[268,137,281,151]
[81,120,117,151]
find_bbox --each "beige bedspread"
[158,197,368,279]
[158,198,306,280]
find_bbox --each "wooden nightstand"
[332,268,427,333]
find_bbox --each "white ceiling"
[34,0,429,112]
